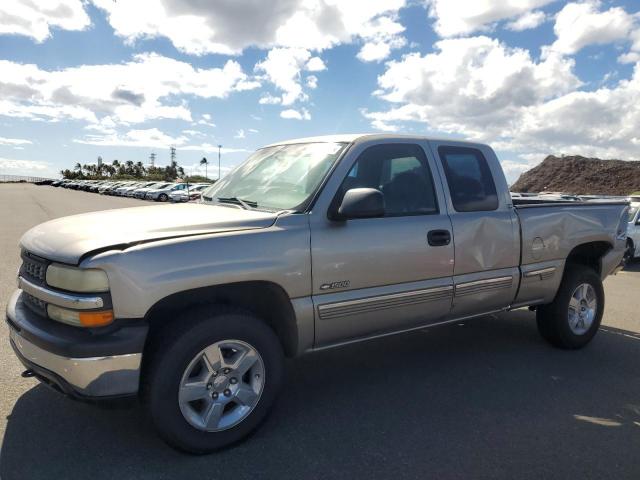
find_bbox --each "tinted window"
[438,146,499,212]
[338,144,438,216]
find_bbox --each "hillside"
[511,155,640,195]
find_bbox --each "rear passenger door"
[430,142,520,318]
[310,141,454,347]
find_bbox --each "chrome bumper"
[7,289,143,398]
[9,327,142,397]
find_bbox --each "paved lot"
[1,183,639,480]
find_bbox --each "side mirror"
[335,188,385,220]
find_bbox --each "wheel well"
[565,241,612,276]
[144,281,298,357]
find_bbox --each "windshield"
[629,206,639,222]
[202,142,347,211]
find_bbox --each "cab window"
[337,144,438,216]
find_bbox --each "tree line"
[60,158,211,183]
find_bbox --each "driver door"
[309,141,454,347]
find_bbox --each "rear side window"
[438,146,498,212]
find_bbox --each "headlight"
[46,264,109,292]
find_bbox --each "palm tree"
[200,157,208,179]
[135,161,145,178]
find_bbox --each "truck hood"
[20,203,278,265]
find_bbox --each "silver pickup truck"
[7,134,629,452]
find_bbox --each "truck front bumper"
[6,289,147,399]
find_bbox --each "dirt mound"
[511,155,640,195]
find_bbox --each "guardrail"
[0,175,56,183]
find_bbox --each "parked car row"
[49,179,212,202]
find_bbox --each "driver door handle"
[427,229,451,247]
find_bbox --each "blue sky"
[1,0,639,182]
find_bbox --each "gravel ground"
[1,183,639,480]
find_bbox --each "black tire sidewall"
[145,309,284,453]
[538,266,604,349]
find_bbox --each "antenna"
[170,146,176,164]
[149,152,156,167]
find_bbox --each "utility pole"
[218,144,222,180]
[149,152,156,168]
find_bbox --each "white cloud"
[0,136,32,146]
[234,129,246,139]
[255,47,314,105]
[366,34,640,178]
[74,128,188,149]
[0,157,50,172]
[258,94,282,105]
[0,0,90,42]
[505,10,546,32]
[305,56,326,72]
[182,129,205,137]
[306,75,318,89]
[91,0,406,55]
[545,1,635,56]
[366,36,580,137]
[181,144,250,155]
[425,0,554,37]
[356,15,406,62]
[280,108,311,120]
[0,54,256,126]
[619,52,640,64]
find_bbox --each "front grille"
[20,251,49,285]
[23,292,47,317]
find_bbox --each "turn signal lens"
[47,304,114,327]
[79,310,114,327]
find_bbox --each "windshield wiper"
[216,196,258,210]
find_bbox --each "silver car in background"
[134,182,172,199]
[126,182,157,198]
[145,183,188,202]
[169,184,210,202]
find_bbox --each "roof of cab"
[263,133,481,148]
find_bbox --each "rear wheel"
[536,265,604,349]
[143,307,284,453]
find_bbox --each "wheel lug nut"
[224,389,231,396]
[212,392,218,399]
[223,368,231,374]
[206,383,212,390]
[230,378,238,384]
[211,370,218,377]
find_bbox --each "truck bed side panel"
[514,203,626,306]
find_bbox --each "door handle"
[427,229,451,246]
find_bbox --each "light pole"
[217,144,222,181]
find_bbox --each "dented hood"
[20,203,277,265]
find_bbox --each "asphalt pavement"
[0,184,639,480]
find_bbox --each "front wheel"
[536,265,604,349]
[158,193,168,202]
[143,308,284,453]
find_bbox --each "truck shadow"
[2,310,640,480]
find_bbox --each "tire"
[536,265,604,349]
[158,193,168,202]
[143,307,284,453]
